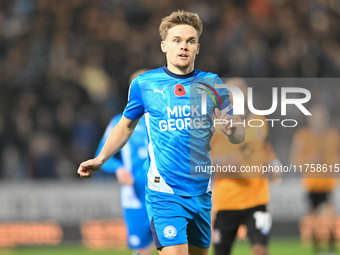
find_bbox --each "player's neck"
[166,63,194,75]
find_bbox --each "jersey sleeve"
[123,77,145,120]
[95,115,124,173]
[215,75,233,115]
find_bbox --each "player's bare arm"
[77,116,139,178]
[214,108,245,144]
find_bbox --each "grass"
[230,238,313,255]
[0,246,133,255]
[0,238,323,255]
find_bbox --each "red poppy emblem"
[174,84,186,97]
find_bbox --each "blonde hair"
[159,10,203,41]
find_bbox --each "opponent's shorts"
[213,205,271,255]
[123,204,153,249]
[145,187,212,249]
[307,192,331,210]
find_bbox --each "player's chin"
[176,58,191,64]
[176,61,191,69]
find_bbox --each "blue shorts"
[123,205,153,249]
[145,188,212,249]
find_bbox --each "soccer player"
[96,113,153,254]
[95,69,153,255]
[77,11,244,255]
[211,78,281,255]
[96,114,153,254]
[290,103,339,255]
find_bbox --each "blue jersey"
[123,66,232,196]
[96,114,148,207]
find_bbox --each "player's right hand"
[77,159,102,178]
[214,108,235,136]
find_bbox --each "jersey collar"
[163,65,196,79]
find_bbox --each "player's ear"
[196,43,200,55]
[161,41,167,53]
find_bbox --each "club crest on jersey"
[174,84,186,97]
[163,225,177,238]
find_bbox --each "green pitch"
[230,238,314,255]
[0,238,319,255]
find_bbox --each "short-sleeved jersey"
[96,114,148,208]
[211,114,277,210]
[290,127,339,192]
[123,66,232,196]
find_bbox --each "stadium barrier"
[0,221,62,247]
[81,219,126,248]
[0,181,339,247]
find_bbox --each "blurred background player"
[211,78,281,255]
[95,70,154,255]
[290,103,339,255]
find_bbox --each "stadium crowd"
[1,0,340,179]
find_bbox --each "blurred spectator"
[1,143,25,179]
[0,0,340,180]
[26,131,58,178]
[71,105,101,164]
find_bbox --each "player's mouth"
[178,53,189,59]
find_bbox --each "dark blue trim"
[163,65,196,79]
[150,217,162,249]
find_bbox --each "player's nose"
[180,42,189,51]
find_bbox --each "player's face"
[161,24,200,74]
